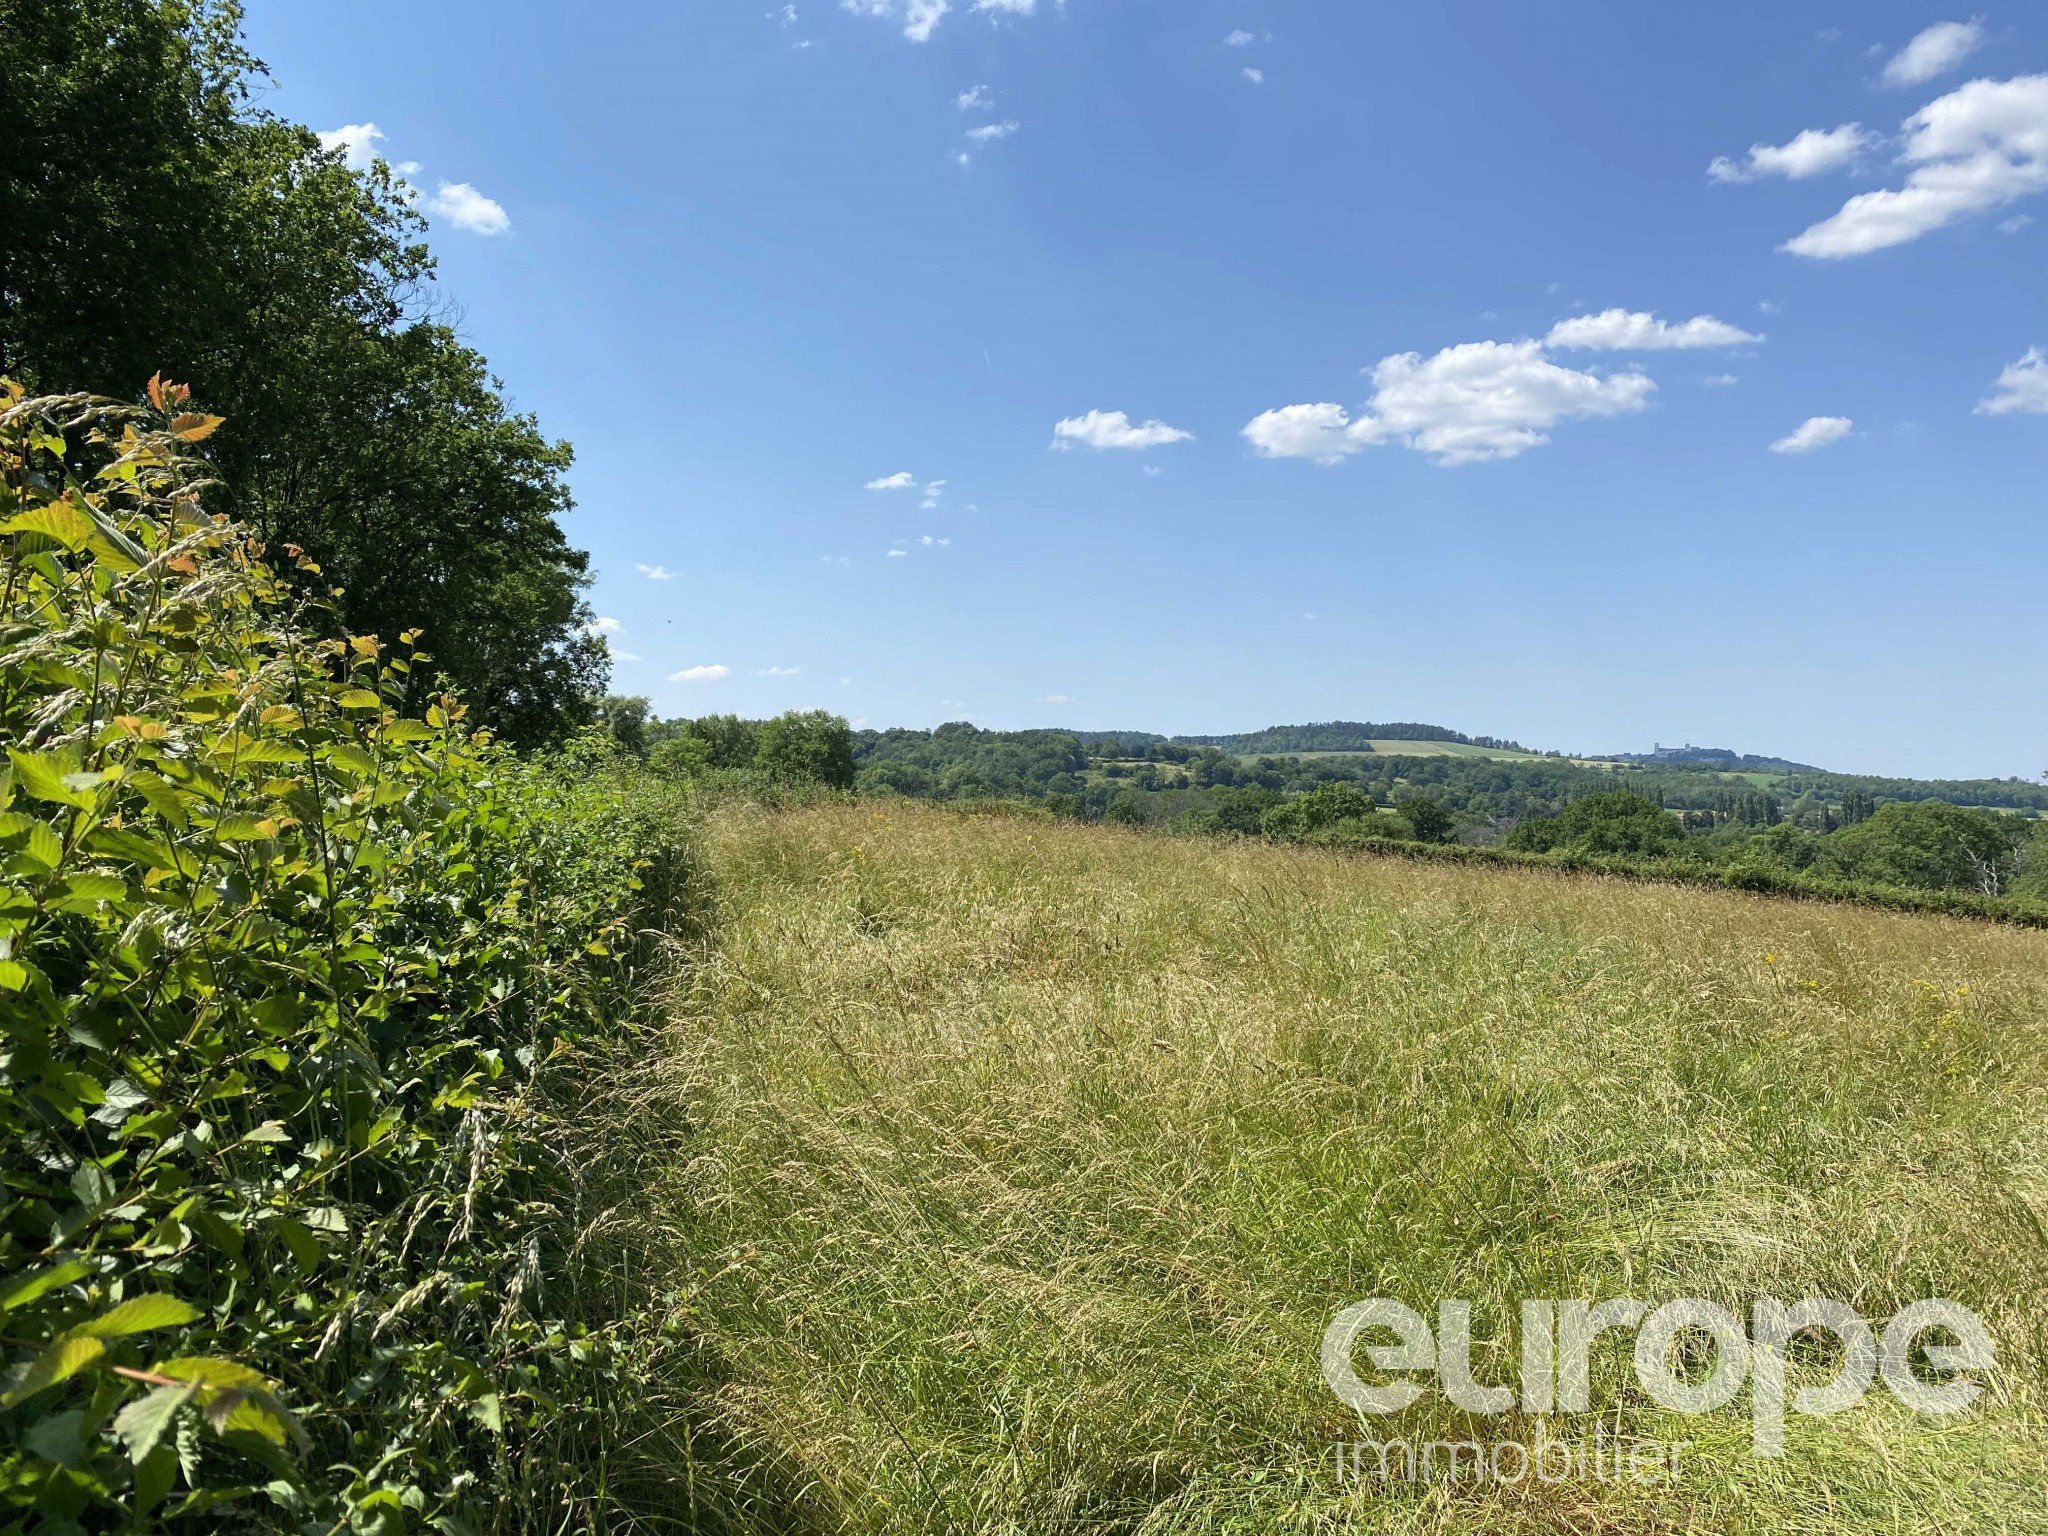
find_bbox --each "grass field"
[621,802,2048,1533]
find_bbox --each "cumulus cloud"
[865,471,917,490]
[841,0,949,40]
[1769,415,1854,452]
[973,0,1034,12]
[887,548,909,557]
[1977,347,2048,413]
[1244,340,1654,466]
[1224,29,1254,45]
[956,84,992,110]
[612,651,642,662]
[1703,373,1740,386]
[759,664,802,675]
[670,664,731,681]
[1881,20,1983,87]
[1708,123,1874,182]
[1783,75,2048,258]
[1242,67,1264,84]
[427,181,510,235]
[317,122,385,170]
[583,616,622,635]
[918,534,950,545]
[1544,309,1761,350]
[636,563,675,580]
[966,120,1019,142]
[1052,409,1194,450]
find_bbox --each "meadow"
[620,800,2048,1534]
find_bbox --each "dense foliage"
[0,0,602,744]
[0,388,691,1528]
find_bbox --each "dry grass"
[619,802,2048,1534]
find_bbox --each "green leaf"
[128,772,190,830]
[0,1260,90,1311]
[336,688,383,710]
[23,1407,87,1468]
[152,1356,270,1393]
[381,719,436,743]
[54,872,127,907]
[113,1382,200,1463]
[0,1334,105,1405]
[8,749,94,809]
[76,1294,201,1338]
[0,810,64,869]
[2,501,94,553]
[88,827,181,871]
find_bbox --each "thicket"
[0,386,692,1529]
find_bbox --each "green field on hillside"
[617,803,2048,1534]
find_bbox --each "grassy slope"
[636,803,2048,1534]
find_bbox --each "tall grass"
[618,801,2048,1533]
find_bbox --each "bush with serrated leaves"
[0,382,694,1530]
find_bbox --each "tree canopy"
[0,0,603,742]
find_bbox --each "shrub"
[0,385,691,1529]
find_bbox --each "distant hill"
[1175,721,1528,755]
[1609,745,1828,774]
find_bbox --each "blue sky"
[249,2,2046,778]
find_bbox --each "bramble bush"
[0,383,694,1531]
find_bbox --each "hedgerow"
[0,383,693,1530]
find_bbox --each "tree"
[1817,802,2030,895]
[0,0,602,742]
[595,695,652,757]
[755,711,856,789]
[681,714,762,769]
[1504,791,1685,857]
[1393,793,1455,843]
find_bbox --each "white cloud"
[1999,213,2034,232]
[865,471,917,490]
[918,534,950,545]
[1769,415,1854,452]
[759,664,802,675]
[973,0,1034,12]
[1544,309,1762,350]
[636,563,675,580]
[1702,373,1740,386]
[1708,123,1873,182]
[613,651,642,662]
[427,181,510,235]
[821,554,852,565]
[770,3,797,26]
[1783,75,2048,258]
[1881,20,1983,87]
[1977,347,2048,413]
[584,616,622,635]
[1034,694,1071,703]
[1224,29,1254,46]
[1242,67,1264,84]
[670,664,731,681]
[842,0,949,40]
[924,479,946,495]
[956,84,992,110]
[1143,464,1162,476]
[1245,339,1654,466]
[966,120,1019,143]
[887,548,908,557]
[1052,409,1194,450]
[954,151,974,168]
[317,122,385,171]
